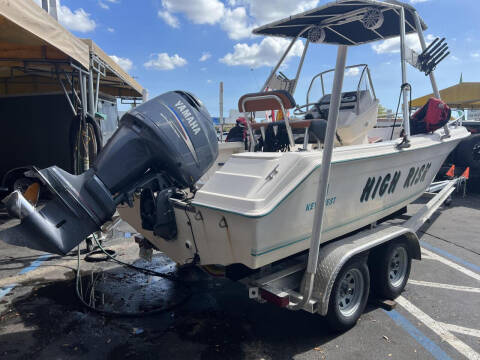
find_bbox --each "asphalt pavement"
[0,187,478,360]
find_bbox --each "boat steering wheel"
[294,103,329,120]
[293,103,317,116]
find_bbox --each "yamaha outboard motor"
[0,91,218,255]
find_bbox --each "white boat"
[1,0,468,267]
[118,1,469,269]
[121,127,466,268]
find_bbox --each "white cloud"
[161,0,225,25]
[158,11,180,28]
[32,0,96,33]
[220,37,304,68]
[471,51,480,58]
[98,1,109,10]
[157,0,319,40]
[409,0,430,3]
[57,1,96,33]
[199,52,211,62]
[207,79,213,84]
[221,7,256,40]
[107,27,115,33]
[372,34,435,54]
[245,0,319,24]
[450,55,460,62]
[345,67,360,77]
[144,53,187,70]
[110,55,133,72]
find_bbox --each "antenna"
[41,0,58,20]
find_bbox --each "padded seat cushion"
[238,90,296,112]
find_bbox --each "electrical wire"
[74,235,191,317]
[91,234,185,282]
[390,83,412,140]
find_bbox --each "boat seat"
[253,119,328,143]
[251,119,311,131]
[238,90,296,112]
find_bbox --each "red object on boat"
[410,98,451,134]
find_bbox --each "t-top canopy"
[252,0,427,46]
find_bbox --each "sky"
[33,0,480,116]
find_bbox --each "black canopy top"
[252,0,427,46]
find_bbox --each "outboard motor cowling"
[0,91,218,255]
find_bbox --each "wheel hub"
[337,269,364,317]
[388,247,408,288]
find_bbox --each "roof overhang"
[253,0,427,46]
[0,0,143,98]
[81,40,143,99]
[411,82,480,109]
[0,0,89,68]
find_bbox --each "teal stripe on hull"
[250,188,424,256]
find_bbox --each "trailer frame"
[242,176,464,316]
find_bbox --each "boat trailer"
[242,176,466,317]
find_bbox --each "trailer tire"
[372,241,411,300]
[454,134,480,170]
[326,257,370,332]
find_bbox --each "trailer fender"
[311,225,419,316]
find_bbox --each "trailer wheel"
[326,258,370,332]
[372,241,411,300]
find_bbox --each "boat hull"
[119,127,469,269]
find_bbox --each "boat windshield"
[306,64,376,112]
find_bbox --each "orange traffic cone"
[461,167,470,180]
[446,164,455,177]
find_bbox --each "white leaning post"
[399,7,411,141]
[413,11,450,138]
[293,45,348,310]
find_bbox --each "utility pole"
[219,81,224,142]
